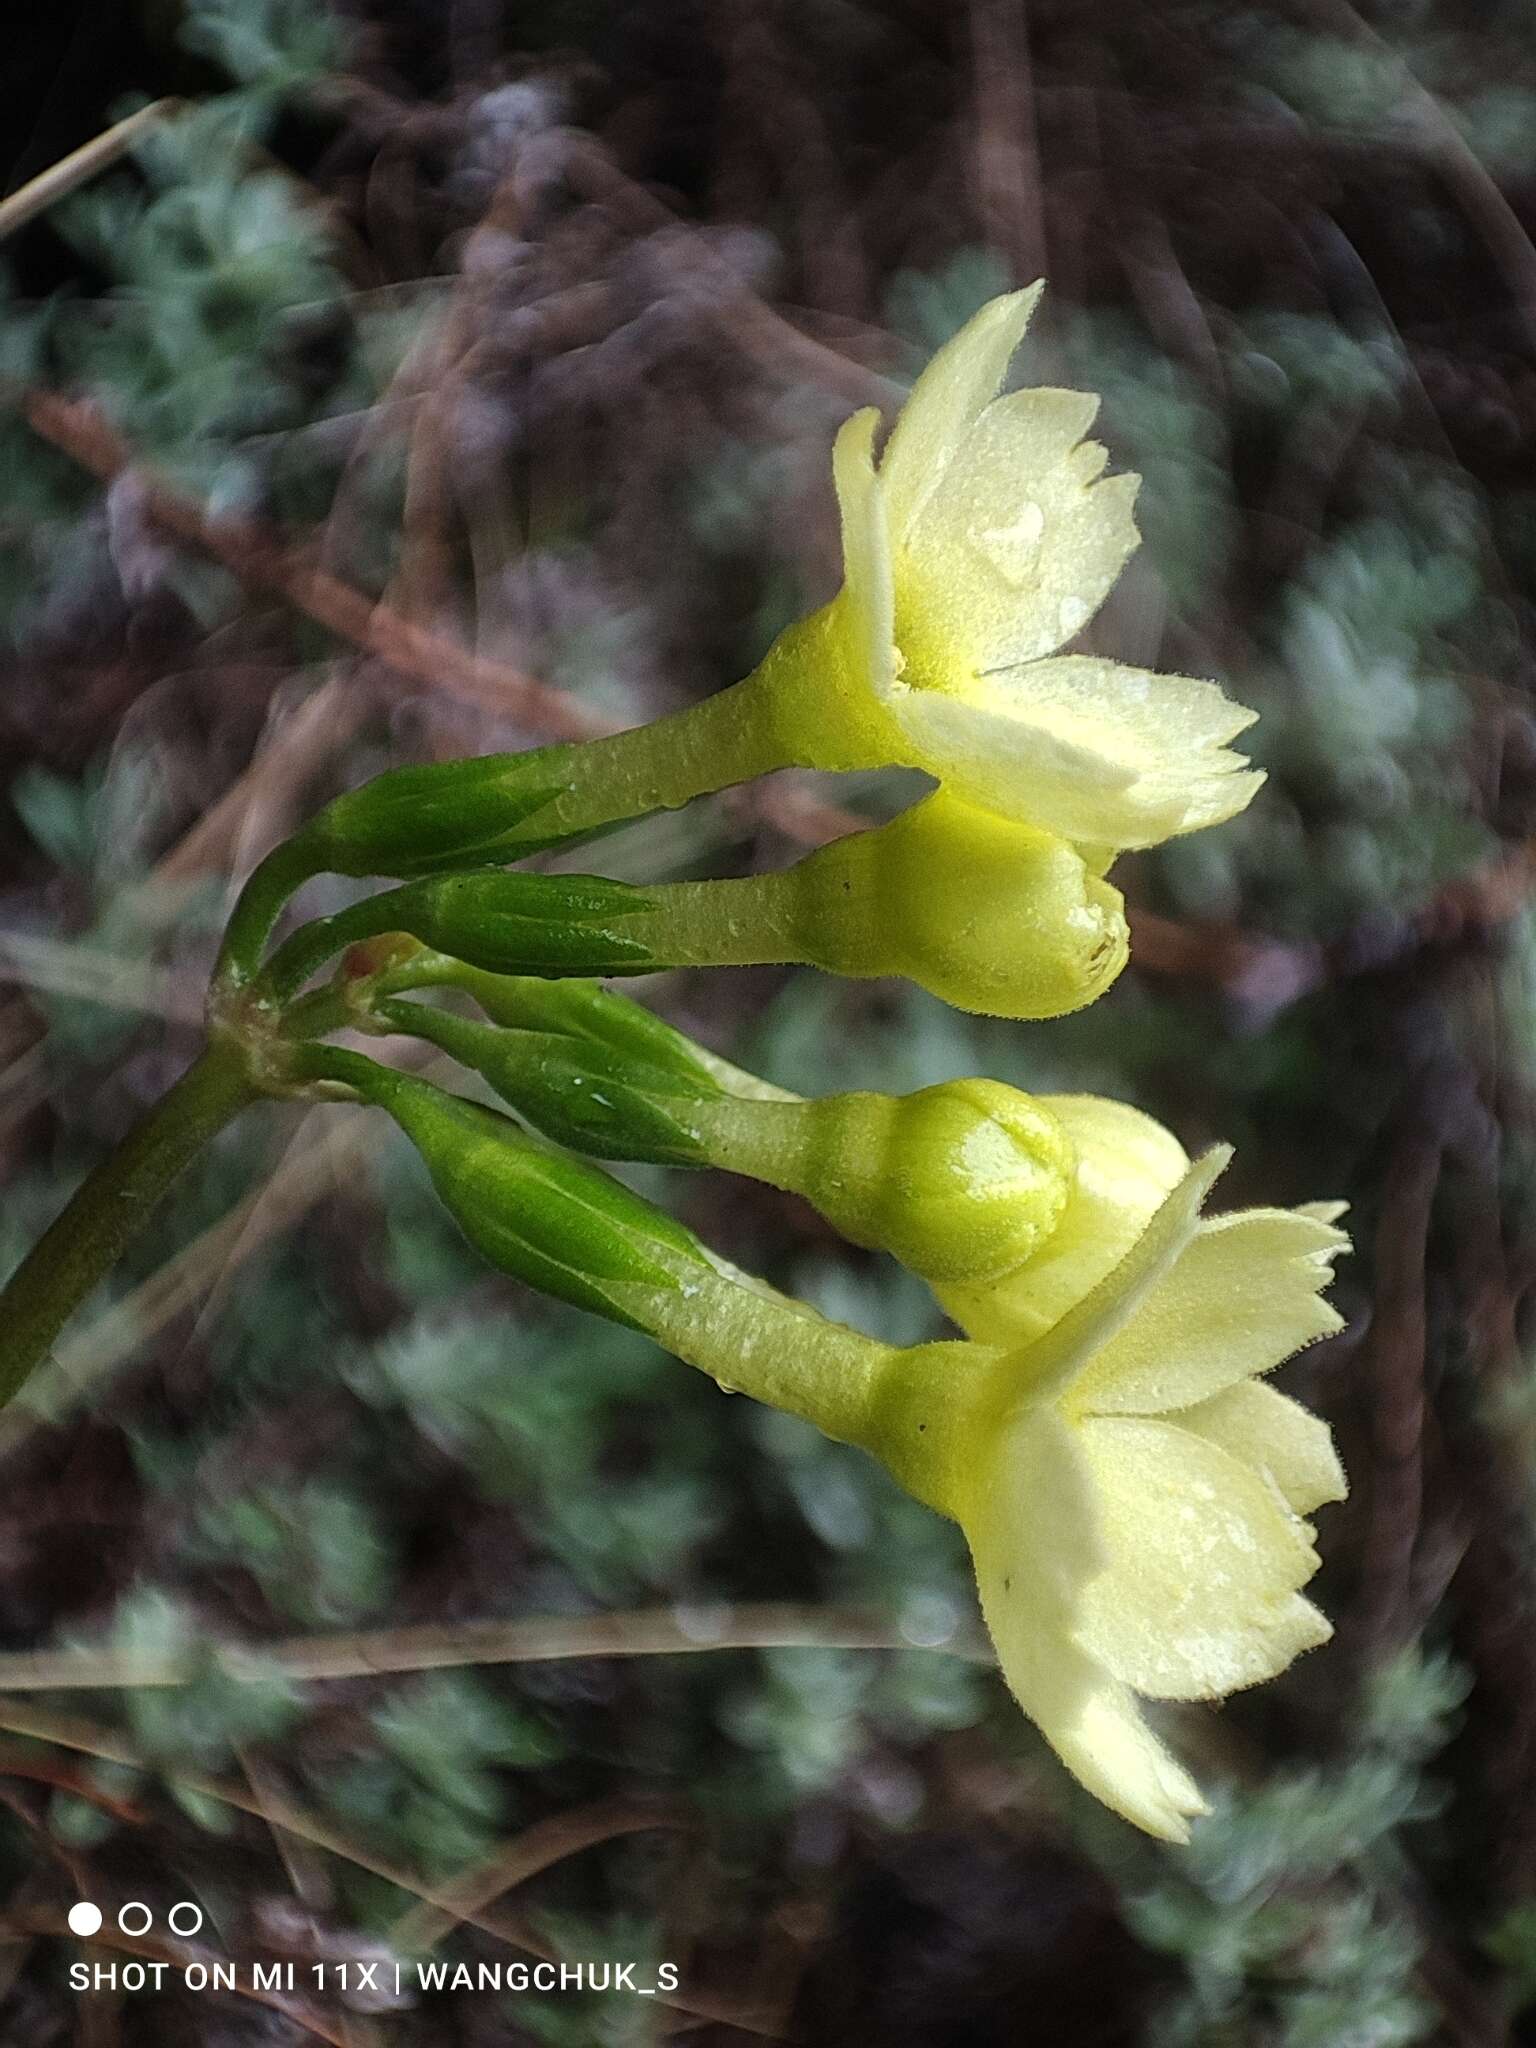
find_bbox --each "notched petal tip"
[889,654,1264,850]
[1074,1416,1332,1702]
[880,284,1045,538]
[1052,1674,1211,1841]
[1069,1200,1350,1420]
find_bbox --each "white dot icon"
[67,1903,103,1938]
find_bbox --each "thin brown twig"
[22,378,1477,1005]
[18,388,609,740]
[154,671,369,886]
[389,1795,689,1953]
[0,101,181,245]
[0,1748,145,1822]
[0,1601,993,1691]
[548,131,902,409]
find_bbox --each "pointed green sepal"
[307,756,572,877]
[325,1055,712,1330]
[378,1002,720,1165]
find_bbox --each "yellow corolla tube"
[867,1127,1349,1841]
[748,286,1264,849]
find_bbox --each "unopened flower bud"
[380,987,1073,1287]
[328,1055,710,1329]
[777,791,1128,1018]
[714,1080,1073,1284]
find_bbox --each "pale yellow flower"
[886,1112,1349,1839]
[801,289,1264,849]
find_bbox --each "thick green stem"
[0,1044,255,1405]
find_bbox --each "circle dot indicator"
[67,1903,103,1938]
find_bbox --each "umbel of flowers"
[0,289,1345,1842]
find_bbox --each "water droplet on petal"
[973,499,1045,585]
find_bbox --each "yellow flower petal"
[879,285,1043,541]
[896,409,1140,675]
[1042,1658,1210,1843]
[962,1406,1208,1842]
[830,407,899,704]
[1047,1094,1193,1222]
[1074,1415,1331,1701]
[940,1094,1189,1346]
[1175,1380,1347,1516]
[986,1150,1229,1409]
[1065,1208,1349,1419]
[889,656,1264,848]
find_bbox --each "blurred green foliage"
[1122,1652,1469,2048]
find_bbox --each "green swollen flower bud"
[705,1080,1075,1285]
[775,791,1127,1019]
[377,986,1074,1288]
[330,1055,711,1330]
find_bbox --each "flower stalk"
[0,1043,255,1404]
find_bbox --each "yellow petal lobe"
[1175,1380,1347,1517]
[1073,1415,1332,1701]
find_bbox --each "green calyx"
[258,871,664,1002]
[308,675,797,881]
[852,1336,1005,1518]
[307,755,572,876]
[419,966,734,1090]
[375,1001,721,1166]
[302,1049,712,1332]
[386,873,662,976]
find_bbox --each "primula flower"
[877,1102,1349,1840]
[228,286,1263,987]
[764,286,1265,849]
